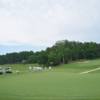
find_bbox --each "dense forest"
[0,40,100,66]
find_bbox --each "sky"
[0,0,100,54]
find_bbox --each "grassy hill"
[0,59,100,100]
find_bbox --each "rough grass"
[0,59,100,100]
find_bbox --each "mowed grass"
[0,59,100,100]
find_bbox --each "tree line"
[0,40,100,66]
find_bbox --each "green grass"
[0,59,100,100]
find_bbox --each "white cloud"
[0,0,100,53]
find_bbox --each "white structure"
[29,66,32,71]
[33,67,43,71]
[49,66,52,70]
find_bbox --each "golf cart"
[5,67,12,73]
[0,67,3,75]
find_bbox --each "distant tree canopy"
[0,40,100,66]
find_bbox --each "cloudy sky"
[0,0,100,54]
